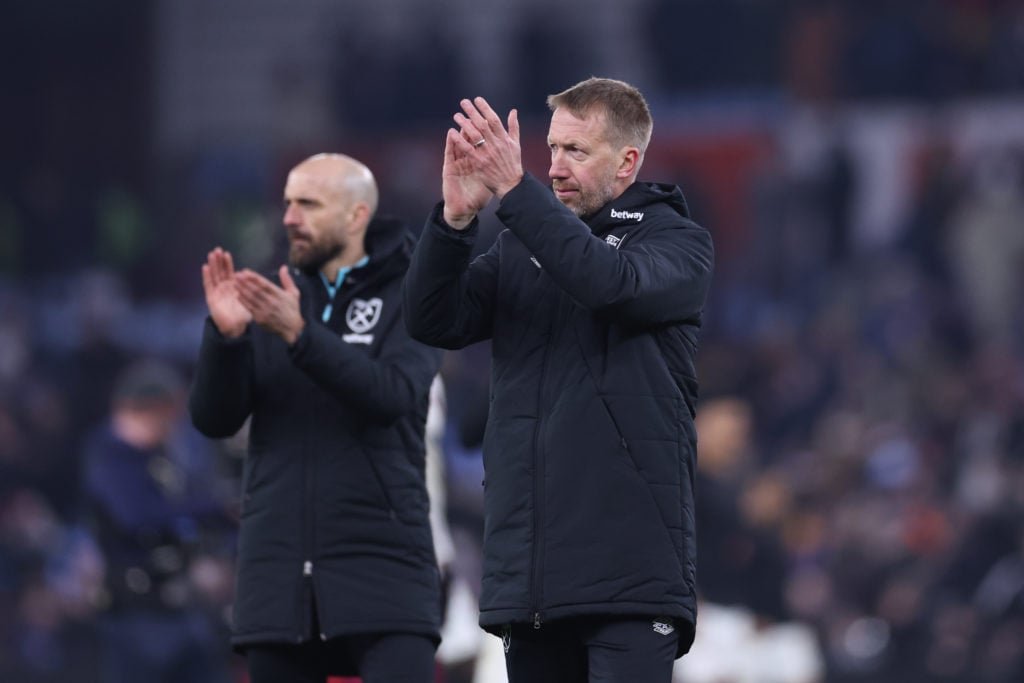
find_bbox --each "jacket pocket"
[597,393,685,546]
[359,447,429,533]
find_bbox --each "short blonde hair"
[547,77,653,155]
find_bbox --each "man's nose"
[549,152,567,179]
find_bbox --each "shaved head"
[283,153,379,276]
[295,153,379,217]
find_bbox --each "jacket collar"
[584,181,690,236]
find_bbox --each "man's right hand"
[442,128,494,230]
[201,247,251,338]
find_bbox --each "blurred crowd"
[5,123,1021,683]
[3,1,1024,682]
[679,138,1024,682]
[0,275,243,681]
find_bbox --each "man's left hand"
[453,97,523,199]
[236,266,305,345]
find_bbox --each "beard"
[558,169,619,219]
[288,233,345,273]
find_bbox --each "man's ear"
[349,203,371,233]
[617,147,641,179]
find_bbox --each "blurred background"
[2,0,1024,681]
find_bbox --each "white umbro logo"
[605,234,622,248]
[652,620,675,636]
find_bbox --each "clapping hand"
[442,96,522,229]
[235,265,305,345]
[201,248,251,338]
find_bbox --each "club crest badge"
[343,297,382,344]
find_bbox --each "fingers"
[444,128,457,162]
[206,249,222,284]
[279,265,298,295]
[206,247,236,286]
[201,263,213,294]
[463,97,505,136]
[472,97,506,136]
[221,249,236,277]
[235,270,277,312]
[235,269,275,294]
[508,108,520,144]
[237,268,299,308]
[235,268,303,342]
[453,111,484,148]
[446,127,472,158]
[233,276,258,311]
[455,96,509,146]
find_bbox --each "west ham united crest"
[343,297,382,344]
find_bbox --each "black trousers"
[503,616,679,683]
[246,633,437,683]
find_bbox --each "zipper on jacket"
[301,560,329,642]
[530,312,555,629]
[294,560,314,643]
[300,427,316,643]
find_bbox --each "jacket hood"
[365,215,414,263]
[585,181,691,235]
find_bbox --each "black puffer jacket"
[404,174,713,655]
[190,218,444,649]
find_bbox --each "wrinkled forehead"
[284,165,345,202]
[548,106,610,145]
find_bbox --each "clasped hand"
[442,96,523,230]
[202,248,304,345]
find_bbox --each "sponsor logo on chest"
[610,208,644,222]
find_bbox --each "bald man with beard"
[190,154,444,683]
